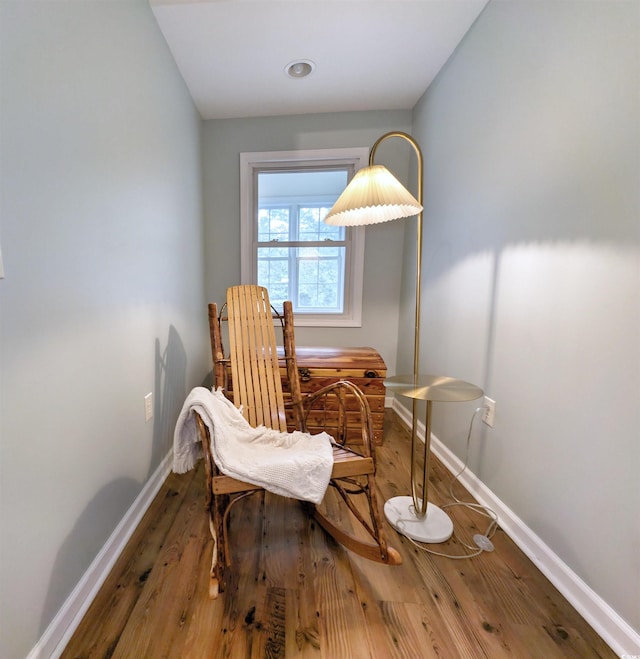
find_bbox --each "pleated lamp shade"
[324,164,423,226]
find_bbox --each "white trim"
[28,451,173,659]
[390,397,640,656]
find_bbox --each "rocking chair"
[194,285,401,598]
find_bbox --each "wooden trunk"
[277,346,387,445]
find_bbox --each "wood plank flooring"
[62,411,615,658]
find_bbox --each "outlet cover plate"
[144,392,153,422]
[482,396,495,428]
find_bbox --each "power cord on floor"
[406,406,499,559]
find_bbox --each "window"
[256,172,346,313]
[240,148,368,327]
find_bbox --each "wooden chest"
[277,346,387,445]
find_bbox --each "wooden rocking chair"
[194,285,401,598]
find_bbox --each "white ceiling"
[150,0,488,120]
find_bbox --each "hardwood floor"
[62,411,614,658]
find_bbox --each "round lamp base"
[384,495,454,544]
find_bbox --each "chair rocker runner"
[194,285,401,598]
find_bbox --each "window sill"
[293,315,362,328]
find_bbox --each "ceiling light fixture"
[284,59,315,79]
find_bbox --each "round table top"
[384,374,483,402]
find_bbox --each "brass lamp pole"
[325,132,483,544]
[324,132,428,512]
[368,133,426,517]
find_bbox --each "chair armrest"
[298,379,376,465]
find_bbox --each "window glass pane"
[267,284,289,307]
[296,246,344,312]
[298,282,339,309]
[298,207,319,240]
[318,207,343,240]
[318,259,339,283]
[298,259,318,284]
[257,246,289,300]
[298,206,344,242]
[269,260,289,282]
[258,208,289,241]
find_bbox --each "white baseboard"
[28,451,173,659]
[390,398,640,656]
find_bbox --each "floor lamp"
[324,132,482,543]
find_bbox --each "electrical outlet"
[481,396,495,428]
[144,392,153,422]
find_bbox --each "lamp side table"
[384,374,483,543]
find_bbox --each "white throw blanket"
[173,387,334,505]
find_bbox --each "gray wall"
[3,1,637,656]
[0,2,207,657]
[403,0,639,633]
[202,111,412,374]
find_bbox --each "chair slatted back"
[226,285,287,431]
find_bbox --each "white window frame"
[240,147,368,327]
